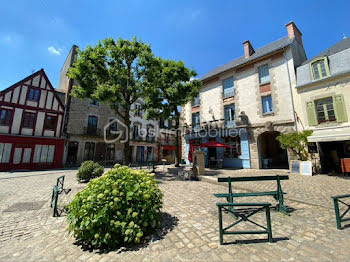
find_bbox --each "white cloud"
[48,46,63,56]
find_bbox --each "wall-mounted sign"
[291,160,300,175]
[290,160,313,176]
[301,161,312,176]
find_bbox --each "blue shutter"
[240,129,250,168]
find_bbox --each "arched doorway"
[258,131,288,169]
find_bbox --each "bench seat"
[214,191,286,198]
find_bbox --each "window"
[106,144,115,161]
[224,104,235,128]
[167,120,173,129]
[147,147,154,161]
[33,144,55,163]
[109,119,118,131]
[84,142,95,160]
[311,58,330,80]
[315,97,336,123]
[262,95,273,114]
[223,136,241,158]
[192,112,200,131]
[87,116,98,134]
[0,143,12,163]
[28,88,40,102]
[223,77,235,98]
[192,96,200,107]
[147,125,155,141]
[0,109,13,126]
[90,99,99,106]
[45,115,57,130]
[133,124,140,139]
[159,119,165,128]
[258,64,270,84]
[23,112,36,128]
[135,104,142,117]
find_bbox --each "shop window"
[33,144,55,163]
[223,136,241,158]
[0,143,12,163]
[106,144,115,161]
[84,142,95,160]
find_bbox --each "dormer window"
[310,57,330,80]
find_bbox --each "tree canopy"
[68,37,155,164]
[276,130,313,161]
[145,58,202,166]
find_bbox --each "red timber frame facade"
[0,69,66,171]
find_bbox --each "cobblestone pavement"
[0,167,350,261]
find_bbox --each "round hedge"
[67,164,163,248]
[76,161,104,182]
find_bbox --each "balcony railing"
[223,87,235,98]
[84,127,101,136]
[225,120,236,128]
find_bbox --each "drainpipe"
[283,47,298,132]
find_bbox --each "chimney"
[286,21,303,47]
[243,40,255,58]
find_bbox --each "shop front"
[184,128,250,169]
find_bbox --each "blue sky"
[1,0,349,91]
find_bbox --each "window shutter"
[306,101,318,126]
[333,94,348,123]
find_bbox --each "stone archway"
[257,131,289,169]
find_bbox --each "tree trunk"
[123,116,132,165]
[174,110,181,167]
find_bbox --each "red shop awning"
[199,140,232,148]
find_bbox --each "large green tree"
[68,37,154,164]
[145,58,201,166]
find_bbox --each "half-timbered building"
[0,69,66,170]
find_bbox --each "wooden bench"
[331,194,350,230]
[217,202,273,244]
[214,175,289,213]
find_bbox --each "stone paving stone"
[0,167,350,261]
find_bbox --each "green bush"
[77,161,104,182]
[67,164,163,249]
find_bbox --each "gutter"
[283,47,298,132]
[296,69,350,90]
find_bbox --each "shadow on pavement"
[226,236,289,245]
[74,212,179,254]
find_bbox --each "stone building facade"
[58,46,159,166]
[293,37,350,173]
[181,22,307,169]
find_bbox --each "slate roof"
[200,36,295,81]
[301,37,350,65]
